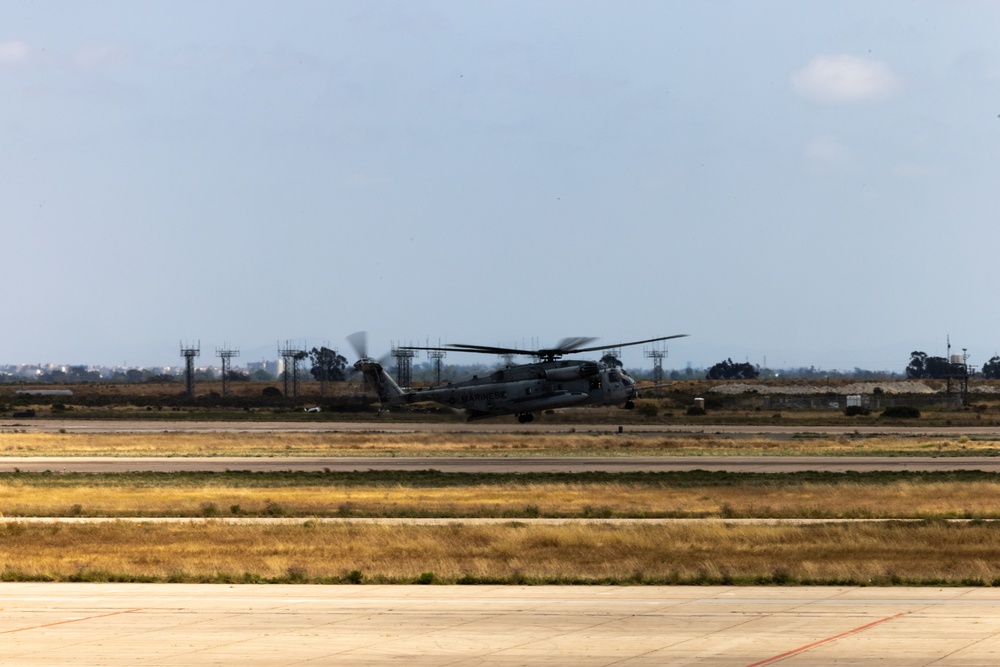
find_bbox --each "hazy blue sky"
[3,1,999,372]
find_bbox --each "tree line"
[0,347,352,385]
[907,351,1000,380]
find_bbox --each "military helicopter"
[348,332,686,423]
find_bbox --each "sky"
[2,1,999,373]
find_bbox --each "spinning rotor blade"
[399,344,466,354]
[346,331,392,381]
[447,343,536,356]
[346,331,369,359]
[437,340,601,358]
[569,334,688,355]
[552,337,599,353]
[401,342,537,358]
[404,334,687,361]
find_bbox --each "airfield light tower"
[216,345,240,397]
[945,336,974,406]
[278,341,308,398]
[180,341,201,398]
[392,344,417,389]
[427,349,447,386]
[645,346,668,384]
[601,347,623,368]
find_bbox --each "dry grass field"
[1,430,999,457]
[0,520,998,585]
[3,420,1000,585]
[3,472,1000,519]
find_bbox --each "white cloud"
[0,40,29,65]
[0,39,127,70]
[792,54,901,104]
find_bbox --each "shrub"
[686,406,706,416]
[844,405,871,417]
[636,403,658,417]
[881,405,921,419]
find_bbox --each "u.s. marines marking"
[460,391,508,404]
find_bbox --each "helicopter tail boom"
[353,357,409,406]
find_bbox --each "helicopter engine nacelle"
[544,362,599,382]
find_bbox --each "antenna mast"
[644,345,668,384]
[278,340,308,397]
[216,344,240,397]
[392,343,417,389]
[180,340,200,398]
[945,335,973,406]
[426,339,446,385]
[602,346,623,367]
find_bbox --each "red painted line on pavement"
[0,608,141,635]
[744,612,906,667]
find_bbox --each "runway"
[1,584,999,665]
[2,454,1000,473]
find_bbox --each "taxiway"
[1,584,999,665]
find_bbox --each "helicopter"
[348,332,687,423]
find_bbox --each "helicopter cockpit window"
[621,375,634,387]
[608,370,621,383]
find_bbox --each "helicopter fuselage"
[354,357,638,422]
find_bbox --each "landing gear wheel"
[516,413,535,424]
[624,400,635,409]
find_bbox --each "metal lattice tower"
[645,347,668,384]
[945,336,973,406]
[392,344,417,389]
[602,347,623,368]
[180,340,201,398]
[427,349,446,385]
[278,341,308,397]
[216,345,240,396]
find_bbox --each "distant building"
[247,360,280,376]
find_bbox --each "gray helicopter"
[348,333,686,423]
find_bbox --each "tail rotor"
[347,331,369,360]
[347,331,407,411]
